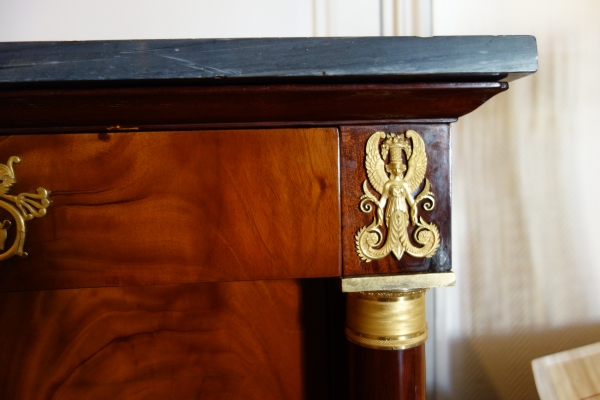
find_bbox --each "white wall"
[0,0,381,41]
[433,0,600,398]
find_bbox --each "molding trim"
[342,272,456,292]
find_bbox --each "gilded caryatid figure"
[355,130,440,262]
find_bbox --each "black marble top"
[0,36,537,88]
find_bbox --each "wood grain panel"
[340,124,451,276]
[0,280,315,400]
[0,83,507,134]
[0,128,340,292]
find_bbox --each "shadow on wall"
[446,324,600,400]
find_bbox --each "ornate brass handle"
[0,156,50,260]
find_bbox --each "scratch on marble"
[156,54,241,75]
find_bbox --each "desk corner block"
[340,123,453,400]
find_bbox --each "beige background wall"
[0,0,381,40]
[433,0,600,398]
[2,1,598,398]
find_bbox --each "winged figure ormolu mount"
[355,130,440,262]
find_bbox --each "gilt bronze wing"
[403,130,428,194]
[364,131,389,195]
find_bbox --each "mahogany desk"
[0,37,537,399]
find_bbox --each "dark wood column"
[349,343,425,400]
[346,290,428,399]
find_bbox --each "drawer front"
[0,128,340,292]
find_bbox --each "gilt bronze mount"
[355,130,440,262]
[0,156,50,260]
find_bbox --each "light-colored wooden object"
[533,341,600,400]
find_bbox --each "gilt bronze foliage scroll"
[0,156,49,260]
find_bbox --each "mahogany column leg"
[346,290,428,400]
[349,343,425,400]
